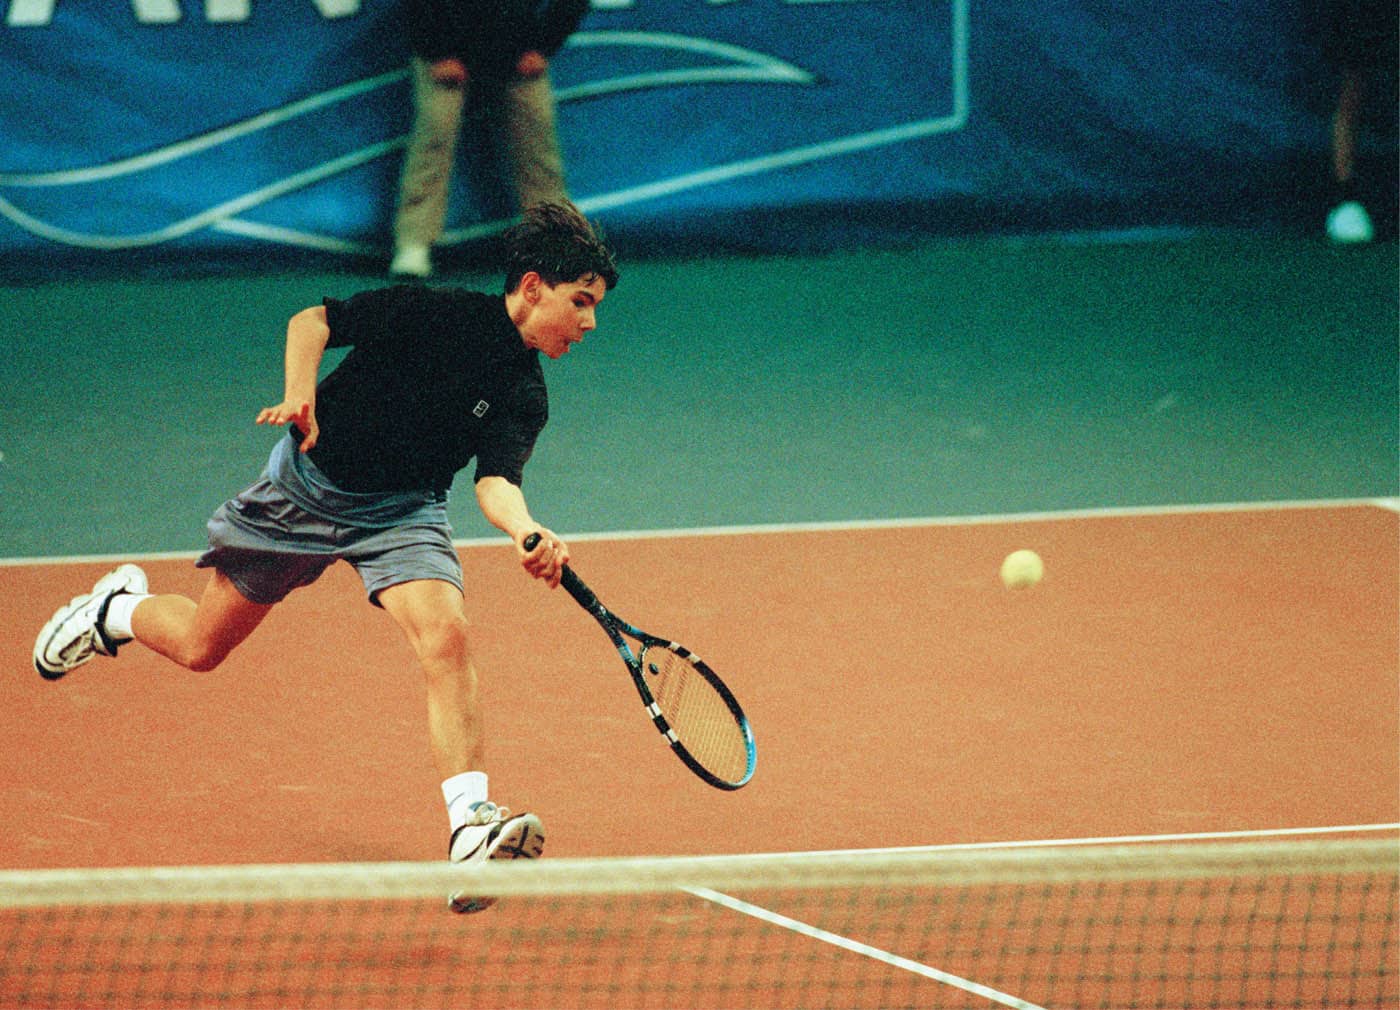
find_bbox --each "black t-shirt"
[298,285,547,494]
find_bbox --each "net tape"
[2,837,1395,1010]
[1,837,1393,907]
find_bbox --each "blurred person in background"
[391,0,590,277]
[1314,0,1398,243]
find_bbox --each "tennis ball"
[1000,549,1044,589]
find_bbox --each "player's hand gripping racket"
[525,533,756,789]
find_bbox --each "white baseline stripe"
[717,822,1400,865]
[540,496,1396,548]
[0,497,1391,567]
[686,886,1046,1010]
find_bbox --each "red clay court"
[1,500,1395,1007]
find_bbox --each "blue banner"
[0,1,1368,273]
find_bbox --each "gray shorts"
[197,475,464,606]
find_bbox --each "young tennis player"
[33,202,618,908]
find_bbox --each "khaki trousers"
[394,56,568,247]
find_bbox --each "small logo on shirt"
[473,400,490,418]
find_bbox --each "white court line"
[685,885,1047,1010]
[682,822,1398,1010]
[1,496,1392,567]
[710,821,1400,864]
[531,495,1397,547]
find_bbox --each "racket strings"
[641,644,750,783]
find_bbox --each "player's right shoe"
[447,801,545,914]
[33,564,148,681]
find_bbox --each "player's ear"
[519,271,543,302]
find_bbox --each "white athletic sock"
[442,771,489,831]
[102,593,151,642]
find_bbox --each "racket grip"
[522,533,598,608]
[558,566,597,609]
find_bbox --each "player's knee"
[181,639,232,673]
[411,613,473,666]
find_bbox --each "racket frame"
[557,565,756,790]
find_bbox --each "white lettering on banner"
[4,0,876,26]
[4,0,360,26]
[591,1,879,7]
[205,0,249,21]
[136,0,179,22]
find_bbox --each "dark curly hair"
[502,202,619,294]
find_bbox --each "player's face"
[519,274,607,359]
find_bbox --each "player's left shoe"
[33,564,148,680]
[447,801,545,914]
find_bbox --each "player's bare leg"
[377,577,542,910]
[131,570,274,672]
[35,566,271,679]
[377,578,483,777]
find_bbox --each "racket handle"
[558,566,596,609]
[522,533,598,609]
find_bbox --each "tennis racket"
[525,533,756,789]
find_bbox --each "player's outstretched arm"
[255,305,330,453]
[474,475,567,587]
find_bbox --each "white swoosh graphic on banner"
[0,70,409,189]
[0,10,967,253]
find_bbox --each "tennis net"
[1,835,1395,1009]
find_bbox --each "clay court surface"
[3,500,1395,870]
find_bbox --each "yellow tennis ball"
[1000,549,1044,589]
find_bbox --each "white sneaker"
[1326,201,1374,244]
[33,564,148,680]
[447,801,545,914]
[389,243,432,278]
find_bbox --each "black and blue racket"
[526,533,755,790]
